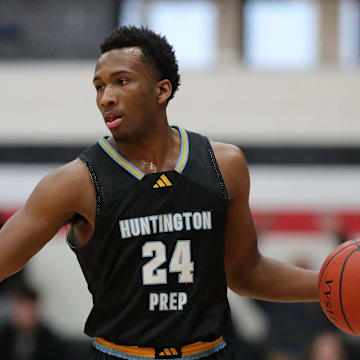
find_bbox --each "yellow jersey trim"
[175,127,189,174]
[98,137,144,180]
[95,336,224,359]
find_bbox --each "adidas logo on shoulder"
[153,174,172,189]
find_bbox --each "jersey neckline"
[97,126,189,180]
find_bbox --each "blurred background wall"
[1,0,360,359]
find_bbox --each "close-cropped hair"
[101,26,180,101]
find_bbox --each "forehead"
[94,47,149,77]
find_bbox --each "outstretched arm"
[212,142,319,302]
[0,159,95,281]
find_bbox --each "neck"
[110,121,181,174]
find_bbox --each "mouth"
[104,113,123,130]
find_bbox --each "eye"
[117,78,129,85]
[95,84,104,92]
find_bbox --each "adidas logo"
[153,175,172,189]
[157,348,180,357]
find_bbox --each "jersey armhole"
[66,158,104,251]
[66,224,81,249]
[79,157,103,216]
[206,140,229,201]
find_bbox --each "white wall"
[2,163,360,210]
[1,62,360,145]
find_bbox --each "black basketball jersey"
[69,126,230,347]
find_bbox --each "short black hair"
[100,26,180,102]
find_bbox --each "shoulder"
[26,158,95,224]
[39,158,90,190]
[210,141,250,201]
[210,141,249,177]
[30,158,93,211]
[210,141,247,167]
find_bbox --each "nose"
[100,85,118,108]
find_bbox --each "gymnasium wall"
[1,0,360,346]
[1,61,360,339]
[1,62,359,145]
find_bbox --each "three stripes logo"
[153,174,172,189]
[156,347,181,358]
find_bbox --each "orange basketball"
[318,239,360,335]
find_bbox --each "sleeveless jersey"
[69,127,230,347]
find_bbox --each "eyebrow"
[93,70,134,82]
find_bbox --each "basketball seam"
[318,243,355,285]
[339,249,358,335]
[353,239,360,252]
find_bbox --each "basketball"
[318,239,360,335]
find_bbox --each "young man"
[0,27,319,359]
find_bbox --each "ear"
[156,79,172,105]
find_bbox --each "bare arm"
[0,159,95,281]
[212,142,319,302]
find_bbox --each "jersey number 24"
[142,240,194,285]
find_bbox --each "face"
[93,47,167,141]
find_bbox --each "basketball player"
[0,27,319,359]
